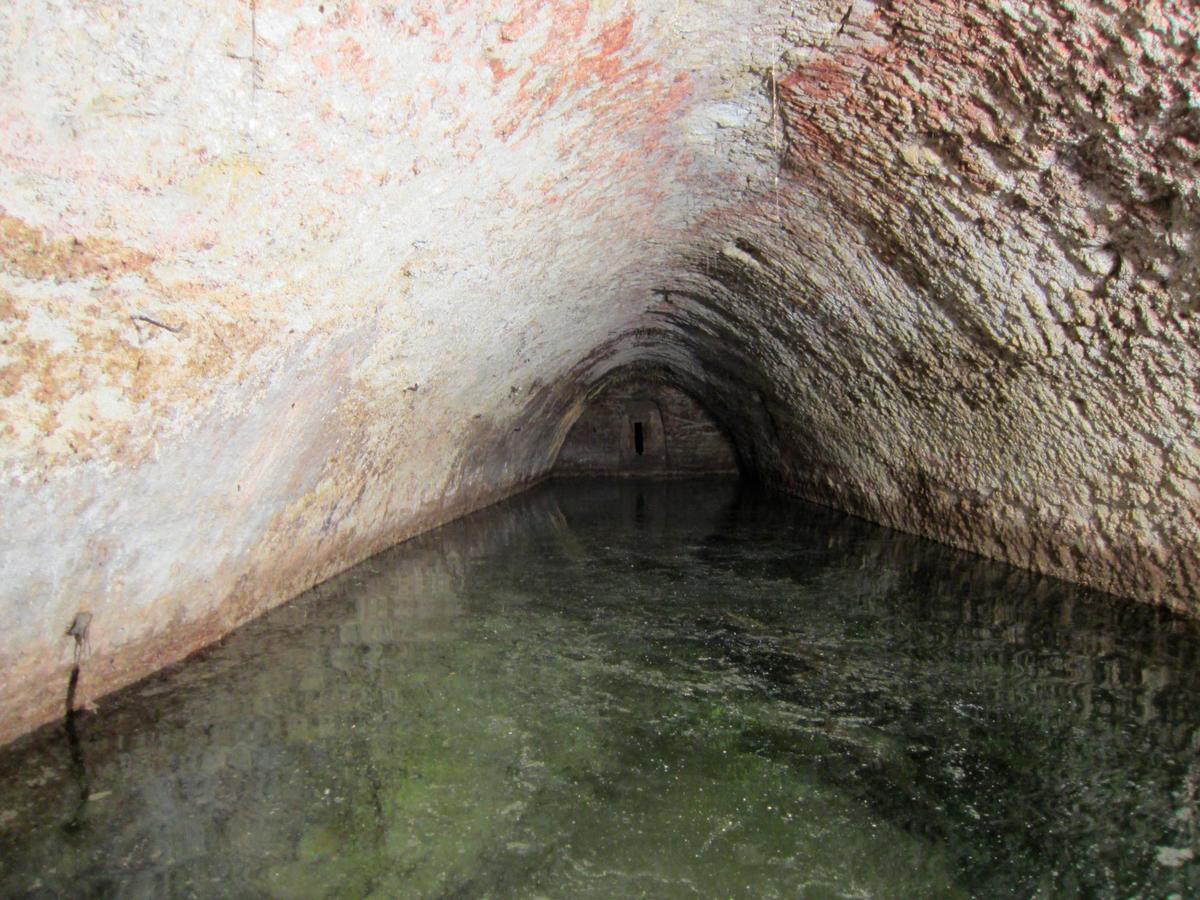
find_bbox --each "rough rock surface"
[0,0,1197,743]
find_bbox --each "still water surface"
[2,478,1199,898]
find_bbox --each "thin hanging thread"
[772,60,781,228]
[250,0,258,105]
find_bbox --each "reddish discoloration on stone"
[0,212,154,281]
[596,14,634,58]
[494,4,662,143]
[487,55,514,82]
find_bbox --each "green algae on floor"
[1,478,1199,897]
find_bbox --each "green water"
[2,478,1199,898]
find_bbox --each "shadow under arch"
[550,363,741,478]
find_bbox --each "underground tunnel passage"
[1,0,1199,894]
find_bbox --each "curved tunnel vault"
[0,0,1197,744]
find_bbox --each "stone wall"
[1,0,1197,744]
[649,0,1200,615]
[555,378,737,476]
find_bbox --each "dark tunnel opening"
[553,368,741,478]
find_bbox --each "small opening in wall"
[634,421,645,456]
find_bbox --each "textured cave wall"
[0,0,1198,745]
[554,376,738,476]
[632,0,1200,611]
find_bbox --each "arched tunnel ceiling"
[0,0,1197,742]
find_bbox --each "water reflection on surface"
[1,478,1199,897]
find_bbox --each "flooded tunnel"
[1,0,1199,894]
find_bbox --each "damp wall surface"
[1,0,1198,744]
